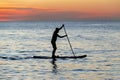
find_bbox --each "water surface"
[0,21,120,80]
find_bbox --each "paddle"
[63,26,76,57]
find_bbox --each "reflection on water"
[51,59,58,74]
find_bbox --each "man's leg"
[52,42,57,58]
[52,48,56,58]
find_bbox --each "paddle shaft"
[63,27,76,57]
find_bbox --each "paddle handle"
[63,26,76,57]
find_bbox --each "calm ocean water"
[0,21,120,80]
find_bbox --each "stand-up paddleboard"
[33,55,87,59]
[0,55,87,60]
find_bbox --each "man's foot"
[52,56,56,61]
[52,55,55,58]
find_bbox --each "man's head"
[62,24,64,27]
[55,28,59,33]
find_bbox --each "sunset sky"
[0,0,120,21]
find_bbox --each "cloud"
[27,11,87,21]
[0,7,120,21]
[0,7,87,21]
[9,10,87,21]
[0,7,56,11]
[0,7,35,10]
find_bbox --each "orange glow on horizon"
[0,0,120,21]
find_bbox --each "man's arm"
[57,34,67,38]
[59,24,64,30]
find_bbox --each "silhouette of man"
[51,24,67,59]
